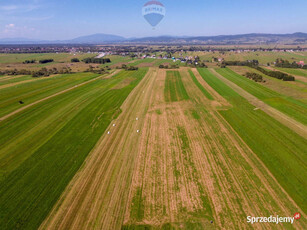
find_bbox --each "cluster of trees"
[23,59,36,64]
[159,64,179,69]
[244,72,264,82]
[82,57,111,64]
[222,60,259,67]
[39,59,54,64]
[85,65,108,74]
[255,66,295,81]
[71,58,80,62]
[188,62,207,68]
[275,59,307,69]
[222,59,295,81]
[116,64,138,71]
[0,69,32,76]
[0,67,72,77]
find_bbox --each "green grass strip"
[164,71,189,102]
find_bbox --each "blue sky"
[0,0,306,39]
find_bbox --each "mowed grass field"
[0,75,32,86]
[0,63,306,229]
[0,69,148,229]
[39,68,306,229]
[216,68,307,125]
[198,68,307,213]
[0,72,102,117]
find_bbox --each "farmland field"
[275,68,307,77]
[0,59,306,229]
[215,68,307,125]
[0,69,148,229]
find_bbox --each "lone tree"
[71,58,80,62]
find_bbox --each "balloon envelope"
[142,1,165,27]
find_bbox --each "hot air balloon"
[142,1,166,28]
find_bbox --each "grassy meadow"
[0,69,148,230]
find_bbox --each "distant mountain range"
[0,32,307,45]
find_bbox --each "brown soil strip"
[210,68,307,139]
[0,71,119,122]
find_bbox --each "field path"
[0,70,119,122]
[210,68,307,139]
[40,68,157,230]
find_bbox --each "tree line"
[275,58,307,69]
[39,59,54,64]
[222,60,295,81]
[82,57,111,64]
[22,59,54,64]
[159,64,179,69]
[254,66,295,81]
[0,67,72,77]
[116,64,138,71]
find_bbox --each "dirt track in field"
[210,68,307,139]
[41,68,306,229]
[0,71,119,122]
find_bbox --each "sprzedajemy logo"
[247,213,301,225]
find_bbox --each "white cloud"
[3,24,35,37]
[5,24,15,28]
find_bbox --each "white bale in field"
[136,117,138,121]
[107,131,110,135]
[137,130,140,133]
[113,124,116,127]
